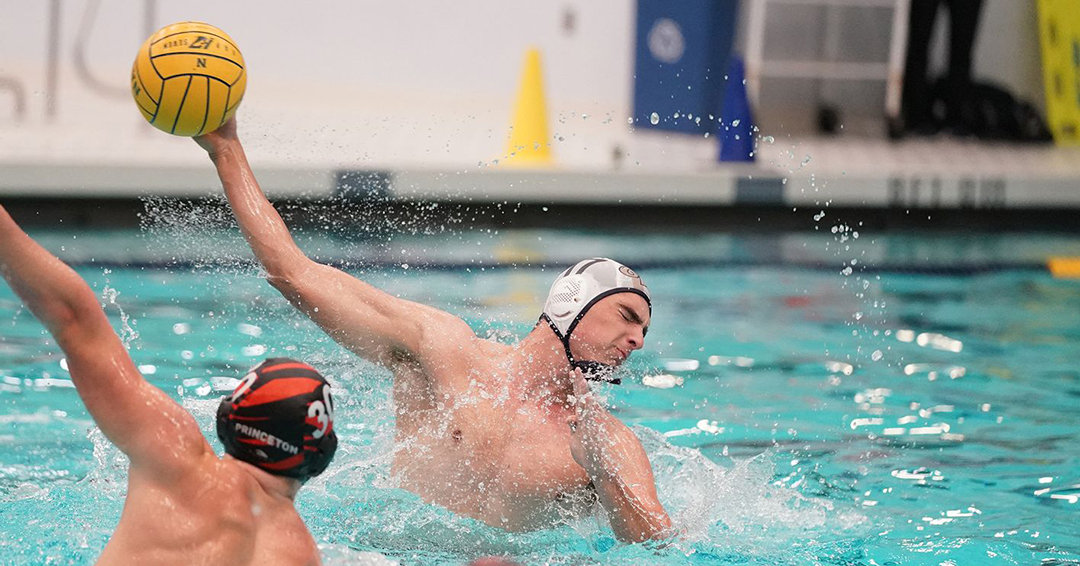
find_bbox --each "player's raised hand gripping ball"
[131,22,246,136]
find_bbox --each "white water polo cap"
[540,258,651,383]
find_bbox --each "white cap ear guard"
[539,258,651,383]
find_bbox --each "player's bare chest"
[490,405,587,487]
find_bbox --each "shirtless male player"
[0,204,338,565]
[195,119,673,542]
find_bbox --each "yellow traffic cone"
[504,48,553,166]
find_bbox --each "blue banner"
[633,0,740,134]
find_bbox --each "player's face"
[569,293,650,366]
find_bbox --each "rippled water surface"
[1,227,1079,565]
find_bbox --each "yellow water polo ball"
[131,21,247,136]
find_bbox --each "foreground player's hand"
[193,117,239,157]
[567,368,616,479]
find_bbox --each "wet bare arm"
[0,206,208,480]
[569,369,673,543]
[194,119,472,368]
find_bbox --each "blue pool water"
[1,225,1079,565]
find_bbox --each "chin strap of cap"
[539,313,621,385]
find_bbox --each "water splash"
[100,284,139,349]
[638,427,852,548]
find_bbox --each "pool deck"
[2,134,1078,220]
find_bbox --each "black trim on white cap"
[538,286,651,385]
[563,287,652,339]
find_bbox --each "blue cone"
[717,56,755,162]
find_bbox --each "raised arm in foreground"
[0,206,207,479]
[568,369,673,543]
[194,119,471,369]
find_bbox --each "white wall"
[0,0,641,172]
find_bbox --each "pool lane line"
[1048,257,1080,279]
[56,257,1057,275]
